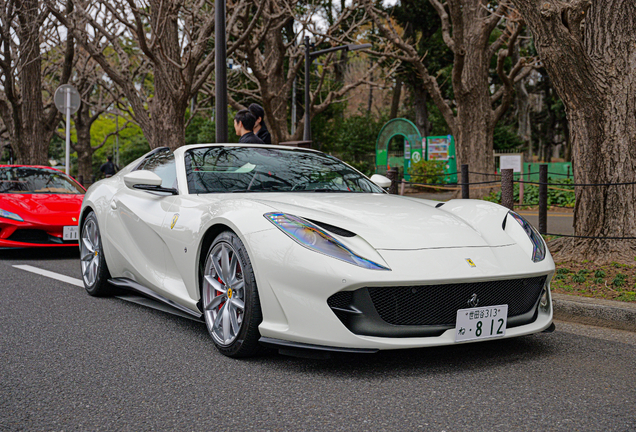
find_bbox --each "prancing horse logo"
[468,294,479,308]
[170,213,179,229]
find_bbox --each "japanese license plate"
[455,305,508,342]
[63,226,79,241]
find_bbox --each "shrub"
[408,160,447,184]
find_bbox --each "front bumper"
[245,229,554,351]
[0,219,79,248]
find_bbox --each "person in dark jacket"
[234,109,265,144]
[248,103,271,144]
[99,155,119,178]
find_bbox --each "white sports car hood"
[248,193,513,250]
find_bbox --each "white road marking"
[12,265,84,288]
[12,264,202,322]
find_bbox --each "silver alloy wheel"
[203,242,246,346]
[80,218,100,287]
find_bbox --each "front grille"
[7,229,76,245]
[368,276,546,326]
[327,291,353,310]
[327,276,548,338]
[8,229,50,244]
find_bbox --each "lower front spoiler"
[259,337,378,359]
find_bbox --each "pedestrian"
[248,103,271,144]
[234,109,265,144]
[99,155,119,178]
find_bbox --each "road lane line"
[12,264,202,322]
[13,265,84,288]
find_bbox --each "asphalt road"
[2,249,635,431]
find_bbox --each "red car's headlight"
[0,207,23,222]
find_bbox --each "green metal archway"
[375,118,423,179]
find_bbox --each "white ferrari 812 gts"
[79,144,555,357]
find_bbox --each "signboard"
[404,139,411,160]
[54,84,81,114]
[500,155,522,172]
[427,137,450,161]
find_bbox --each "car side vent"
[306,219,356,237]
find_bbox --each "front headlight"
[264,212,390,271]
[0,208,24,222]
[507,211,546,262]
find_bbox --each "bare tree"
[509,0,636,264]
[63,48,130,183]
[0,0,73,164]
[365,1,535,194]
[222,0,386,145]
[48,0,253,150]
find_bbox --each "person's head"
[234,109,257,136]
[107,155,113,162]
[248,103,265,132]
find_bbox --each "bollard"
[461,164,469,199]
[501,169,514,210]
[387,167,398,195]
[539,164,548,234]
[400,178,405,196]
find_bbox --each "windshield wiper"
[310,188,352,193]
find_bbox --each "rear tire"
[201,231,262,357]
[80,212,113,296]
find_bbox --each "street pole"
[291,77,297,135]
[65,88,71,175]
[215,0,227,143]
[115,111,120,167]
[303,36,311,142]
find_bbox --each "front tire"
[201,231,262,357]
[80,212,113,296]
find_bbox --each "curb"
[552,293,636,332]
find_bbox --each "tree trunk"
[389,79,402,119]
[147,3,188,150]
[72,98,96,184]
[511,0,636,264]
[13,0,52,165]
[452,16,497,196]
[259,22,290,145]
[410,79,430,138]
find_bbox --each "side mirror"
[124,170,162,189]
[370,174,391,188]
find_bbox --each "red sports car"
[0,165,86,248]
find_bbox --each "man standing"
[248,103,271,144]
[99,155,119,178]
[234,109,265,144]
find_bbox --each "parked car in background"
[79,144,555,358]
[0,165,85,248]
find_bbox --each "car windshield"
[185,146,384,194]
[0,167,84,194]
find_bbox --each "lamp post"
[215,0,227,143]
[303,37,372,143]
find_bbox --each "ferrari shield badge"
[170,213,179,229]
[465,258,476,267]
